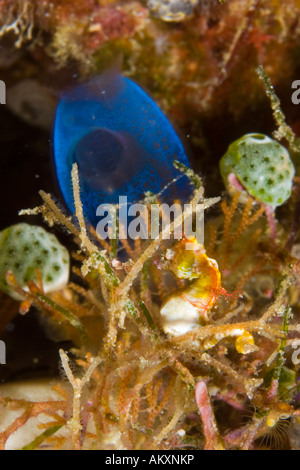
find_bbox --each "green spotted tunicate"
[147,0,198,22]
[0,223,70,300]
[220,133,295,208]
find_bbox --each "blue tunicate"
[53,70,192,227]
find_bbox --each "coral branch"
[195,381,224,450]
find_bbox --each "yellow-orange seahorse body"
[160,237,236,336]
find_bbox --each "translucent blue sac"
[53,70,193,227]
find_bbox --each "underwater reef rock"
[1,0,300,126]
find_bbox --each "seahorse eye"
[74,128,137,192]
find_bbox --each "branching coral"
[0,0,35,48]
[0,139,299,449]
